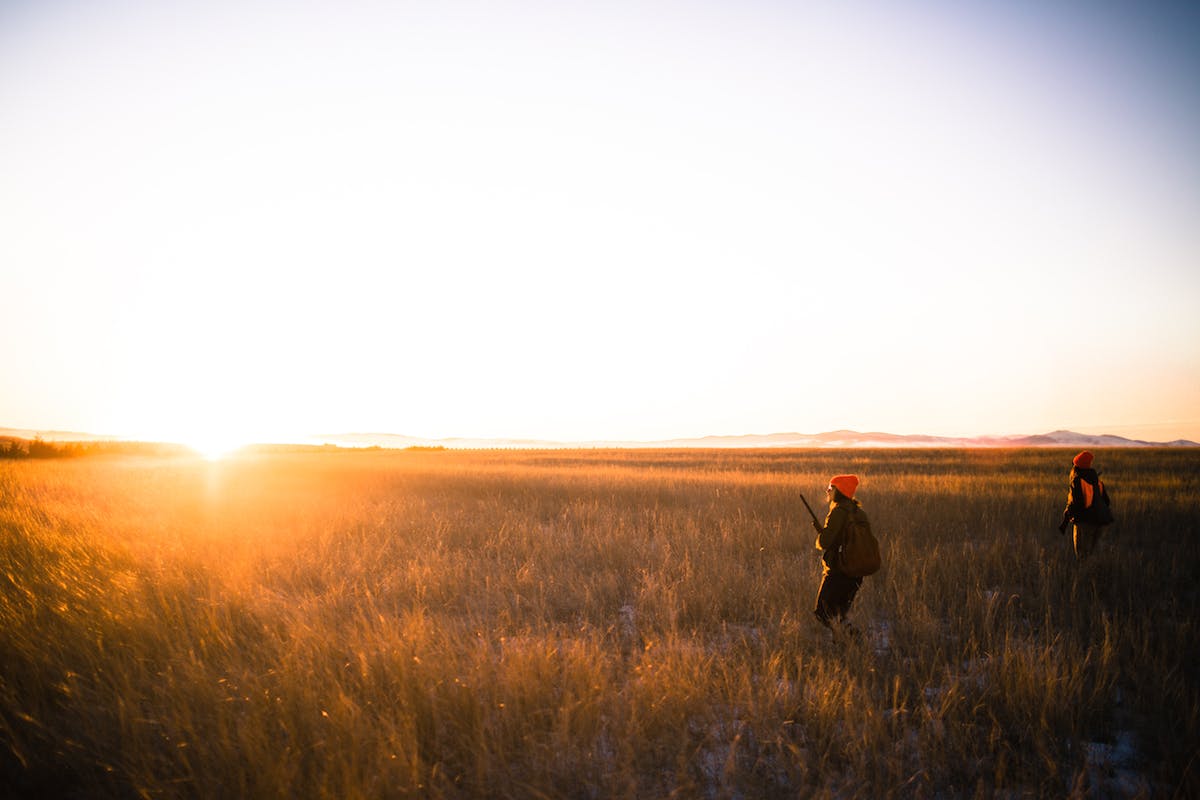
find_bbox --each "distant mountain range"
[0,427,122,443]
[301,429,1200,450]
[3,426,1197,450]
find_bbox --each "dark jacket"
[815,497,866,574]
[1064,467,1113,525]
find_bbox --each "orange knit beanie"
[828,474,859,498]
[1072,451,1094,468]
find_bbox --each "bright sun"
[184,433,247,460]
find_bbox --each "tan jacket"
[815,498,865,575]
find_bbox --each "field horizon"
[4,425,1198,453]
[2,447,1197,798]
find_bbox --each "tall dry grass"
[1,448,1197,798]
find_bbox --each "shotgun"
[799,492,820,526]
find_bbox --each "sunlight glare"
[184,433,247,461]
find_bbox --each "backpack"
[836,509,881,577]
[1079,476,1114,526]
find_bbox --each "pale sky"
[2,0,1199,449]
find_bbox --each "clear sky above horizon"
[2,0,1199,450]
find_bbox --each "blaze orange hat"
[828,474,859,498]
[1072,451,1094,468]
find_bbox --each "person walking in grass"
[811,474,870,634]
[1058,450,1114,561]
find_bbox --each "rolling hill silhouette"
[3,426,1196,450]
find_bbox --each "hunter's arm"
[815,505,849,552]
[1064,474,1084,519]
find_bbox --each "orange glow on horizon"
[184,434,247,460]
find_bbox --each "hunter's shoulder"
[830,501,860,518]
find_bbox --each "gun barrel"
[799,492,819,524]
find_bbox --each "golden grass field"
[1,447,1197,798]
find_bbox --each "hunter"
[812,474,868,632]
[1059,450,1114,560]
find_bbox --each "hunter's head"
[827,474,859,502]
